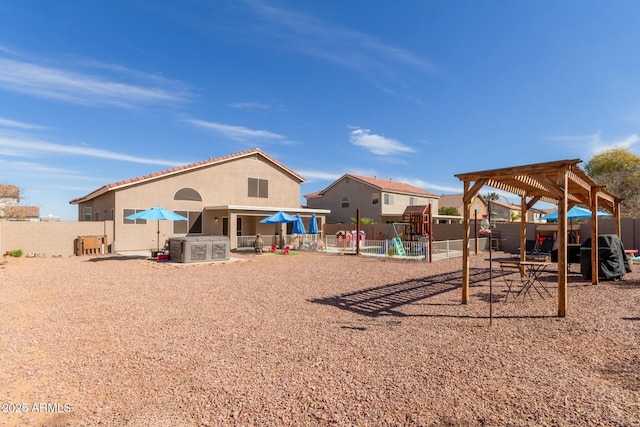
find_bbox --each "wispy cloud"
[349,127,415,156]
[0,116,48,130]
[0,52,189,108]
[0,159,105,182]
[245,1,437,76]
[228,101,270,110]
[296,170,342,182]
[184,118,288,142]
[548,131,639,154]
[396,177,461,194]
[0,136,184,166]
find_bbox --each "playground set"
[385,205,433,261]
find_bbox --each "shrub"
[10,249,23,257]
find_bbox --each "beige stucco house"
[304,174,439,224]
[439,194,545,223]
[70,148,329,251]
[439,194,486,217]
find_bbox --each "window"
[409,197,416,206]
[341,197,350,208]
[123,209,147,225]
[189,211,203,234]
[94,212,100,221]
[174,188,202,201]
[83,207,92,221]
[384,194,394,205]
[248,178,268,198]
[372,194,379,205]
[173,210,202,234]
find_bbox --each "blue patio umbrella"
[259,211,297,224]
[125,207,188,252]
[292,214,306,234]
[308,213,319,235]
[540,206,611,221]
[260,211,296,249]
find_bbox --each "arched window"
[341,197,350,208]
[174,188,202,201]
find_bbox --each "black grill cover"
[580,234,631,280]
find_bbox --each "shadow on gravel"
[309,267,496,318]
[84,255,149,262]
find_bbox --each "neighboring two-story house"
[439,194,545,223]
[304,174,439,225]
[70,148,329,251]
[437,194,487,223]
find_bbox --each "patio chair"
[510,239,537,258]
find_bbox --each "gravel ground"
[0,251,638,426]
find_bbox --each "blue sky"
[1,1,639,221]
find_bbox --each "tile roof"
[1,205,39,219]
[70,148,305,204]
[345,174,438,197]
[438,194,465,208]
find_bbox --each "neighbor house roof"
[70,148,305,205]
[306,174,439,198]
[0,205,39,219]
[439,194,468,210]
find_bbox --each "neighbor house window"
[384,194,394,205]
[173,210,202,234]
[94,212,100,221]
[372,194,379,205]
[123,209,148,225]
[83,207,92,221]
[341,197,350,208]
[248,178,268,198]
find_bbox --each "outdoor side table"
[499,260,552,301]
[516,261,552,300]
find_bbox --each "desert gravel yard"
[0,251,638,426]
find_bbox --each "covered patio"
[455,159,621,317]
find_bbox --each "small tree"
[351,217,376,224]
[438,206,460,216]
[585,147,640,217]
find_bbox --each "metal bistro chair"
[499,260,525,302]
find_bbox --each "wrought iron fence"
[236,234,489,261]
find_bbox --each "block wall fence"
[1,217,638,258]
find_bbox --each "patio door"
[222,217,229,236]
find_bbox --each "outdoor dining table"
[499,260,552,301]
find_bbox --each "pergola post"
[557,172,568,317]
[590,189,600,286]
[520,196,527,263]
[461,181,471,304]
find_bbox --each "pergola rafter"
[455,159,621,317]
